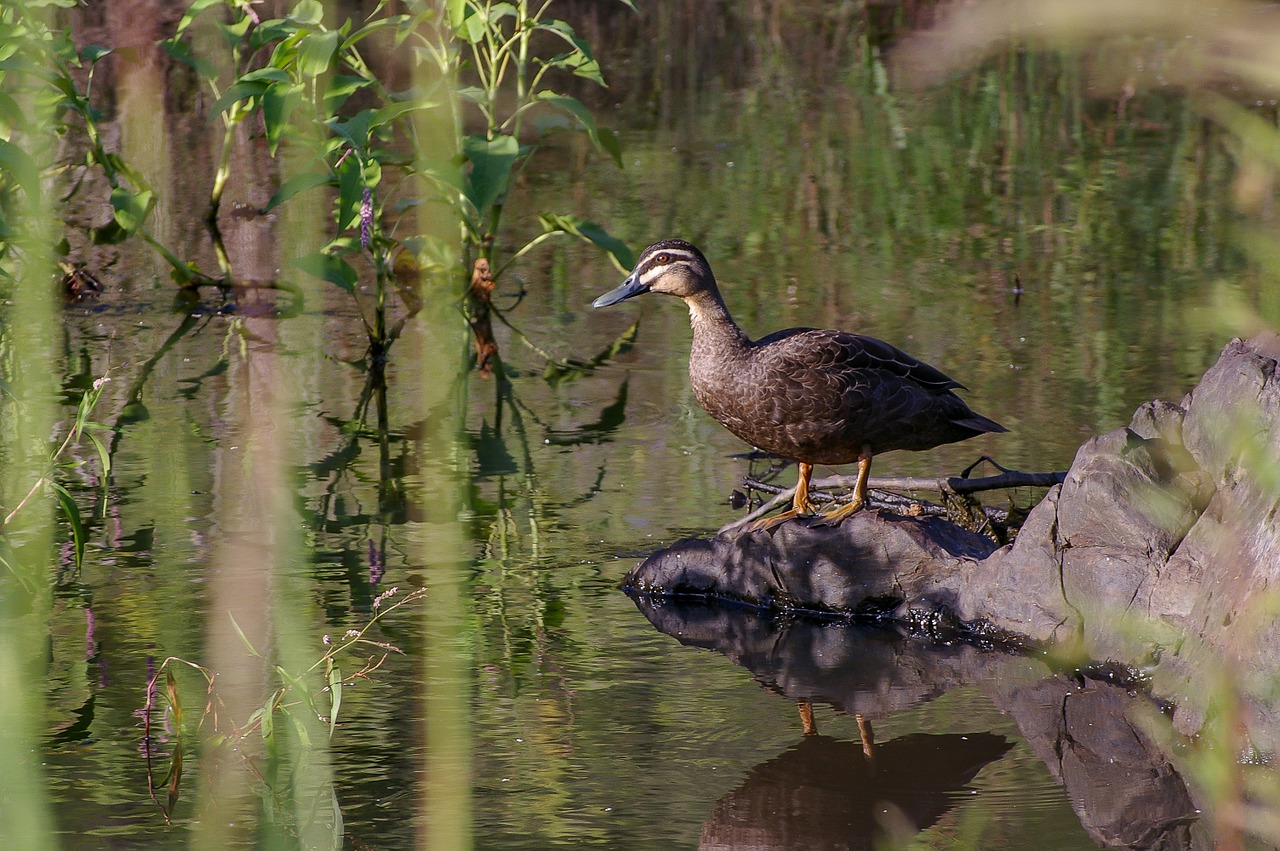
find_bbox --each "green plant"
[0,0,207,285]
[143,585,427,823]
[0,371,112,579]
[162,0,634,367]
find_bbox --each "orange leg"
[798,701,817,736]
[856,713,875,760]
[748,462,816,531]
[815,449,872,525]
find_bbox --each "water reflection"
[631,595,1207,850]
[700,731,1011,851]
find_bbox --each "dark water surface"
[20,2,1263,848]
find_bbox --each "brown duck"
[593,239,1006,529]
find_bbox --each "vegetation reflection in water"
[1,0,1279,848]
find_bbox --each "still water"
[17,2,1263,849]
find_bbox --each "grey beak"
[592,272,648,308]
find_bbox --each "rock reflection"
[631,594,1208,850]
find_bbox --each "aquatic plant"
[162,0,635,368]
[0,0,215,286]
[0,370,112,581]
[143,586,427,825]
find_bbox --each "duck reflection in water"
[699,723,1011,850]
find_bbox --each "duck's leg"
[747,462,817,531]
[814,449,872,525]
[798,701,817,736]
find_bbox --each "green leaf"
[228,613,264,657]
[165,670,183,728]
[262,81,302,155]
[289,0,324,26]
[371,96,438,129]
[207,79,270,118]
[84,430,112,499]
[324,74,372,112]
[110,187,153,235]
[49,482,86,569]
[172,0,226,41]
[297,29,340,77]
[534,20,604,86]
[326,658,342,739]
[344,14,411,49]
[81,45,112,64]
[487,2,517,23]
[264,170,330,212]
[538,213,634,271]
[461,134,519,217]
[455,5,487,44]
[292,252,358,292]
[534,93,622,167]
[0,138,41,202]
[327,109,375,151]
[0,90,25,134]
[336,153,363,229]
[446,0,467,30]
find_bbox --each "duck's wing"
[754,329,966,393]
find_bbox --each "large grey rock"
[623,334,1280,740]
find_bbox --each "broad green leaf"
[456,6,487,44]
[446,0,466,29]
[533,20,604,85]
[171,0,225,40]
[456,86,487,107]
[487,2,517,23]
[324,74,372,112]
[327,110,375,150]
[264,170,330,212]
[0,137,41,201]
[371,97,438,129]
[207,79,270,118]
[239,67,292,84]
[262,81,302,155]
[462,134,519,217]
[81,44,112,64]
[110,187,153,235]
[297,29,340,77]
[344,14,411,49]
[336,153,363,229]
[539,212,634,270]
[289,0,324,26]
[534,93,622,167]
[49,482,86,569]
[292,251,358,292]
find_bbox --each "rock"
[625,510,1002,632]
[622,334,1280,741]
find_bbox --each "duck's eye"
[655,253,670,265]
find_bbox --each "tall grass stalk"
[412,15,474,844]
[0,3,60,845]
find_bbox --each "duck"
[592,239,1006,530]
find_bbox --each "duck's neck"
[685,288,751,358]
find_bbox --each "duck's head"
[593,239,715,308]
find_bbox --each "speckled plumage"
[593,239,1006,523]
